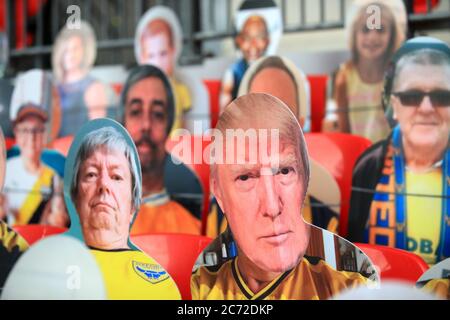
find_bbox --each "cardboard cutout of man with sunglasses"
[348,37,450,266]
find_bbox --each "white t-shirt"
[3,157,56,225]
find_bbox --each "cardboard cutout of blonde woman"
[2,119,181,299]
[135,6,210,134]
[219,0,283,114]
[323,0,407,143]
[417,258,450,300]
[2,70,68,228]
[191,93,378,300]
[52,21,118,138]
[207,56,339,239]
[0,127,29,294]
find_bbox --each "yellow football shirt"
[0,221,28,253]
[170,78,192,135]
[90,248,181,300]
[191,256,369,300]
[405,168,442,265]
[131,200,201,235]
[421,278,449,300]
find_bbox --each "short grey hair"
[393,48,450,91]
[70,126,142,211]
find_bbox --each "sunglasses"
[392,90,450,108]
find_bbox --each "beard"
[135,133,165,174]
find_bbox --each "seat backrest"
[52,135,74,157]
[166,134,212,234]
[306,75,328,133]
[131,233,212,300]
[12,225,67,246]
[203,79,221,129]
[305,132,371,236]
[355,243,429,283]
[4,137,15,151]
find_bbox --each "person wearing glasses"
[348,37,450,265]
[1,70,68,227]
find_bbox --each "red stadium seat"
[306,75,328,133]
[166,134,212,234]
[5,137,15,151]
[111,83,124,97]
[355,243,429,283]
[131,233,213,300]
[305,132,371,236]
[203,79,221,129]
[51,135,74,157]
[12,225,67,246]
[413,0,440,13]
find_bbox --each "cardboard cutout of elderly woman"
[135,6,210,134]
[207,56,339,238]
[417,258,450,300]
[0,127,29,295]
[323,0,407,143]
[2,119,181,299]
[191,93,378,300]
[52,21,118,137]
[219,0,283,114]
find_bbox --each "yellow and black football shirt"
[1,221,28,290]
[90,248,181,300]
[419,278,450,300]
[191,255,369,300]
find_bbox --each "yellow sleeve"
[1,221,29,253]
[177,83,192,113]
[190,269,201,300]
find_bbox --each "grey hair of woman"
[70,126,142,212]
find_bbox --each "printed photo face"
[13,116,46,162]
[62,35,85,74]
[392,63,450,149]
[139,19,175,76]
[52,21,97,83]
[135,6,183,69]
[64,118,141,249]
[214,138,309,273]
[237,16,269,63]
[75,145,134,249]
[124,76,169,172]
[354,7,394,62]
[248,67,298,119]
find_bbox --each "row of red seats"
[12,225,430,299]
[6,132,371,237]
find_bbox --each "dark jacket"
[348,134,392,242]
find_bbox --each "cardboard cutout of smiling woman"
[135,6,210,134]
[323,0,406,143]
[191,93,378,300]
[52,21,118,137]
[417,258,450,300]
[219,0,283,114]
[0,127,29,294]
[2,119,181,299]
